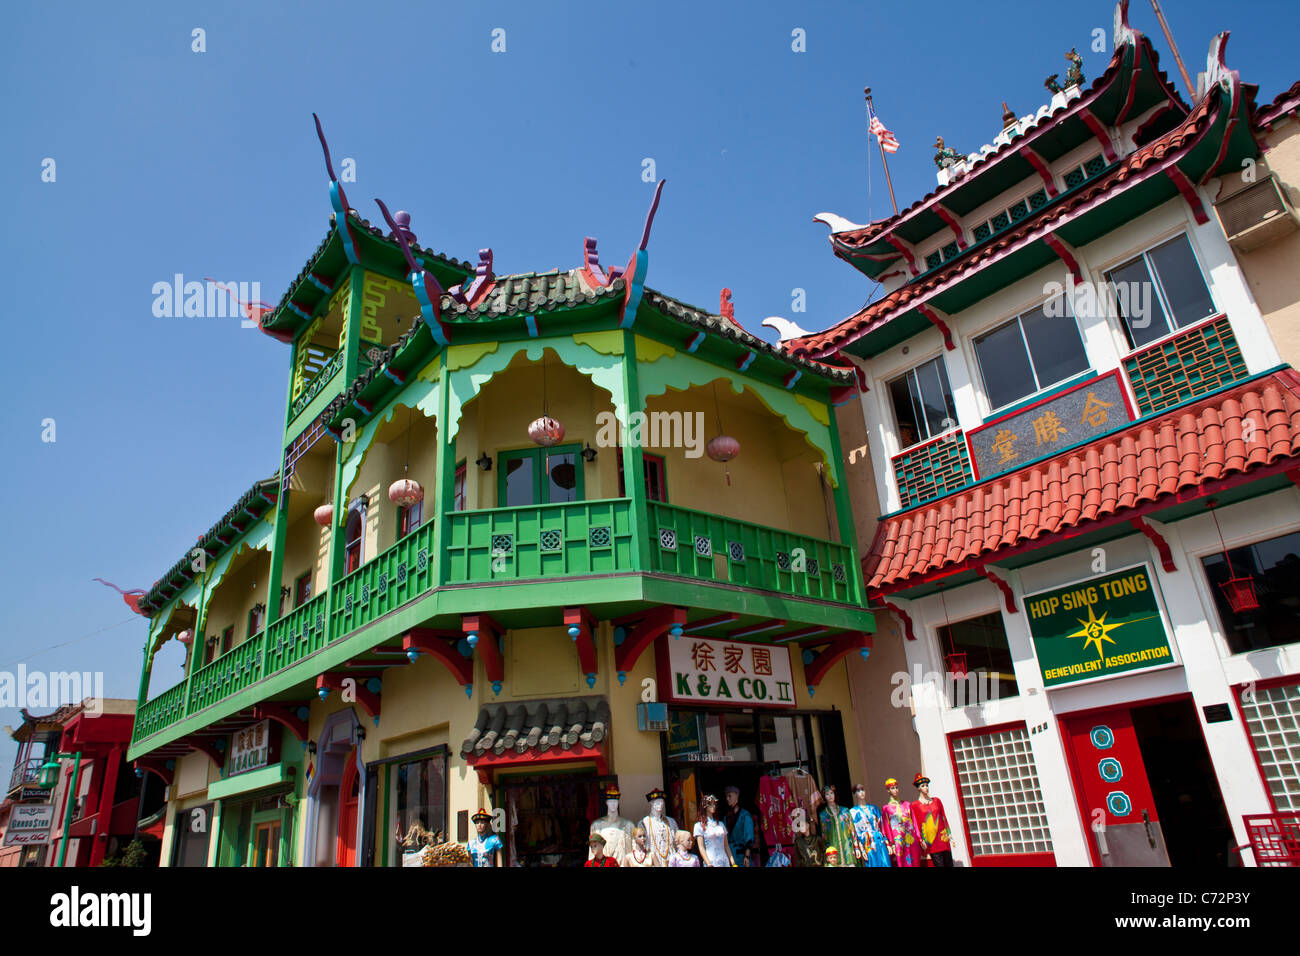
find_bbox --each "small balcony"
[7,756,45,794]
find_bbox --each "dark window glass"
[399,500,422,537]
[394,751,449,865]
[503,455,535,507]
[1106,234,1214,349]
[887,357,957,449]
[220,626,233,656]
[545,452,577,503]
[937,611,1019,703]
[975,298,1087,410]
[1148,234,1216,328]
[452,462,467,512]
[345,509,364,573]
[1107,255,1169,349]
[1202,529,1300,654]
[616,451,667,502]
[295,574,311,608]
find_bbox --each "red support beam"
[881,600,917,641]
[190,737,226,771]
[1078,107,1118,163]
[564,607,600,687]
[464,613,505,692]
[883,234,920,277]
[133,759,173,787]
[727,619,787,639]
[1019,146,1059,197]
[977,565,1017,614]
[404,628,474,689]
[933,203,968,249]
[1131,517,1177,572]
[682,613,742,634]
[915,304,956,351]
[317,672,381,723]
[1043,232,1084,284]
[614,605,687,678]
[251,702,309,743]
[1164,166,1209,224]
[804,633,872,692]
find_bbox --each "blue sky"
[1,0,1294,769]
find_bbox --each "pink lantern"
[313,503,335,527]
[706,435,740,462]
[177,629,194,647]
[388,478,424,508]
[528,416,565,447]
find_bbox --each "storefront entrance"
[1063,697,1233,867]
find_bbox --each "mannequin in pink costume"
[879,777,920,867]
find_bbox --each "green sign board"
[1025,565,1175,687]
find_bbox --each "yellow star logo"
[1068,603,1126,659]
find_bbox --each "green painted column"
[265,491,291,625]
[432,366,454,586]
[620,331,651,571]
[825,403,865,605]
[342,266,365,385]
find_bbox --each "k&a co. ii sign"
[1025,565,1176,688]
[659,636,797,708]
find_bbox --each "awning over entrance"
[461,697,611,784]
[866,370,1300,594]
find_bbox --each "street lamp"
[37,751,82,868]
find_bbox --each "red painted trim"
[728,618,786,639]
[463,613,505,685]
[683,613,741,633]
[564,606,599,678]
[1042,232,1082,282]
[317,672,381,721]
[614,605,687,675]
[1231,677,1300,814]
[883,235,919,277]
[251,702,309,743]
[773,625,829,643]
[403,628,474,687]
[915,303,955,351]
[945,720,1043,866]
[1055,712,1103,867]
[190,738,225,770]
[1019,146,1059,197]
[1130,517,1176,572]
[976,565,1017,613]
[466,743,608,785]
[1078,108,1118,162]
[880,600,916,641]
[933,203,968,249]
[1164,165,1210,223]
[1114,41,1143,126]
[969,851,1058,867]
[804,633,870,688]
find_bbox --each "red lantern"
[944,651,968,678]
[528,416,565,447]
[313,503,334,527]
[388,478,424,508]
[706,435,740,462]
[1220,575,1260,613]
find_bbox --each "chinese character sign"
[228,719,272,776]
[663,637,796,708]
[967,372,1132,480]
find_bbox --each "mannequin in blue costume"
[849,784,892,867]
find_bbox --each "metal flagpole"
[864,87,899,216]
[1149,0,1197,100]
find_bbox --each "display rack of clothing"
[756,767,796,856]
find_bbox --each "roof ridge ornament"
[1197,32,1234,103]
[312,113,360,265]
[619,179,666,329]
[374,198,450,346]
[761,316,811,343]
[1113,0,1138,50]
[582,237,609,286]
[812,212,869,233]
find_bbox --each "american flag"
[869,110,899,153]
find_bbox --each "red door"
[336,756,359,867]
[1061,708,1170,866]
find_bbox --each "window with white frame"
[973,295,1089,412]
[950,726,1053,857]
[1238,682,1300,813]
[886,356,958,450]
[1104,233,1217,350]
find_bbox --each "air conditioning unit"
[1215,174,1300,252]
[637,702,668,732]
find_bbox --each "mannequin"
[624,825,653,868]
[848,783,892,868]
[588,784,636,864]
[910,773,955,866]
[669,830,700,867]
[791,806,824,867]
[880,777,920,867]
[467,808,503,867]
[692,793,736,867]
[723,786,756,866]
[584,832,619,867]
[817,785,860,867]
[639,788,680,867]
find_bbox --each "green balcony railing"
[445,498,635,583]
[187,635,264,714]
[264,591,329,675]
[646,501,859,603]
[331,521,437,638]
[132,680,188,744]
[288,350,344,423]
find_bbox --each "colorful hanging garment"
[757,774,796,852]
[849,803,892,867]
[909,797,953,857]
[880,800,920,867]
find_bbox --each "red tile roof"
[864,371,1300,593]
[791,92,1220,360]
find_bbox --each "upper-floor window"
[247,605,264,639]
[974,297,1089,412]
[617,451,668,502]
[1105,233,1216,350]
[220,625,234,657]
[344,508,364,573]
[452,461,467,512]
[294,573,312,608]
[936,611,1019,704]
[1202,528,1300,655]
[887,357,957,450]
[499,446,582,506]
[398,500,422,537]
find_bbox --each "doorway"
[336,757,359,868]
[1062,697,1233,867]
